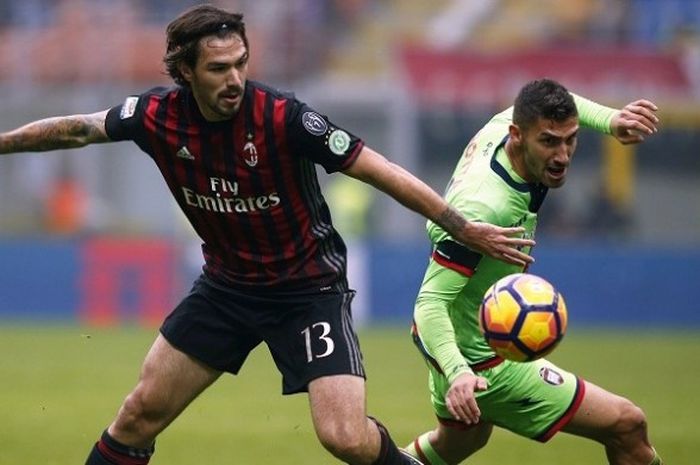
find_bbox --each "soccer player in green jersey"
[405,79,663,465]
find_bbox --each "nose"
[553,142,571,164]
[227,68,243,88]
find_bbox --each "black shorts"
[160,275,365,394]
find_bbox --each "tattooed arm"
[0,111,110,154]
[344,146,535,266]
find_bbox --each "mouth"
[220,91,242,106]
[221,94,240,104]
[546,165,567,181]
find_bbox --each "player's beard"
[216,87,244,116]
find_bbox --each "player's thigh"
[263,290,365,395]
[308,374,368,432]
[159,275,263,374]
[475,359,583,442]
[134,334,222,415]
[562,380,637,441]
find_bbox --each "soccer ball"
[479,273,567,362]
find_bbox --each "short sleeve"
[286,100,364,173]
[105,94,150,142]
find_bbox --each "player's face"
[518,116,579,188]
[181,34,249,122]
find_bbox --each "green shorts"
[427,358,585,442]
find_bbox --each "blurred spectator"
[44,170,87,235]
[2,0,56,28]
[628,0,700,46]
[324,175,375,240]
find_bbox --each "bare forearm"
[345,146,534,265]
[0,112,110,154]
[363,159,461,228]
[381,163,469,238]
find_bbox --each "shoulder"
[112,86,179,117]
[106,86,179,141]
[247,80,297,102]
[131,85,181,104]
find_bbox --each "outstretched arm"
[344,146,535,266]
[573,93,659,145]
[0,110,111,154]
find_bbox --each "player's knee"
[472,424,492,451]
[114,387,169,439]
[434,423,492,460]
[315,421,369,462]
[609,399,648,445]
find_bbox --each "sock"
[405,432,448,465]
[369,417,423,465]
[85,430,154,465]
[649,447,663,465]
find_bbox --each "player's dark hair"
[513,79,577,130]
[164,4,248,86]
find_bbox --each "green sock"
[404,432,448,465]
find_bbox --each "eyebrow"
[539,127,579,139]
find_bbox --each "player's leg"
[85,334,222,464]
[405,421,493,465]
[405,331,494,465]
[308,374,422,465]
[308,374,377,463]
[562,380,662,465]
[263,289,421,464]
[86,275,255,465]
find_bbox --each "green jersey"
[413,95,616,385]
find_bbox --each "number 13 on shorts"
[301,321,336,362]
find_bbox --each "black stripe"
[259,91,294,280]
[218,94,264,280]
[489,137,549,212]
[300,159,347,290]
[434,240,482,269]
[177,96,230,256]
[262,94,306,282]
[341,292,364,376]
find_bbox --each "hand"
[459,222,535,267]
[610,99,659,145]
[446,373,488,425]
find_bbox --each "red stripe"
[432,251,475,277]
[413,438,430,465]
[96,440,150,465]
[266,91,319,279]
[470,356,504,372]
[340,140,364,170]
[536,376,587,442]
[184,94,230,254]
[269,93,297,262]
[436,416,477,431]
[249,87,271,262]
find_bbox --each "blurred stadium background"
[0,0,697,327]
[0,1,699,464]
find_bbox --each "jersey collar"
[490,135,548,212]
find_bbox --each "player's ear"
[178,62,194,83]
[508,124,523,145]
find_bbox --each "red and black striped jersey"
[105,81,364,293]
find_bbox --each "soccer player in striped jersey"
[0,5,537,465]
[405,79,663,465]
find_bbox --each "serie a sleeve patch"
[119,96,139,119]
[432,240,482,277]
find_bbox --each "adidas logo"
[176,146,194,160]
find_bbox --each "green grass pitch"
[0,325,697,464]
